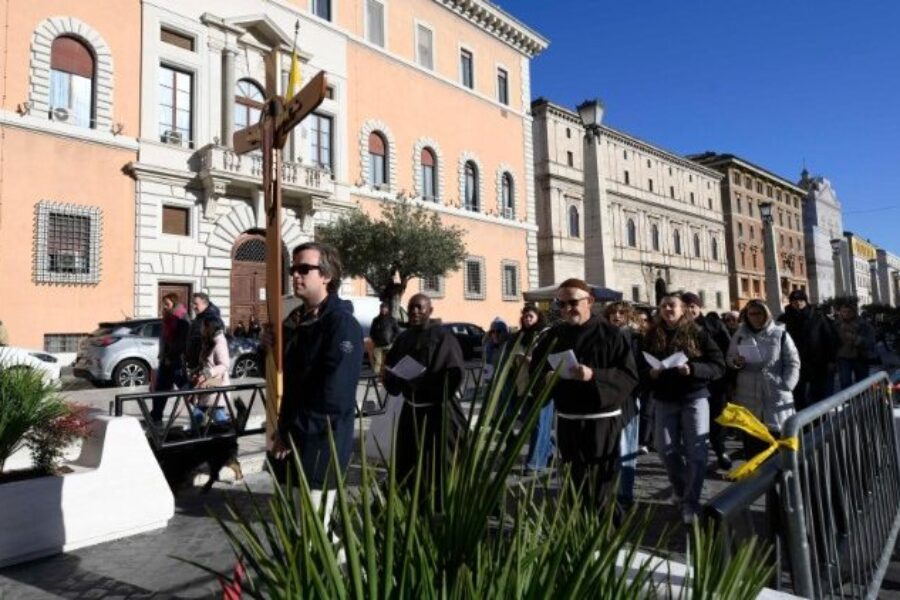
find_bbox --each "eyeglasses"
[290,263,322,276]
[556,296,589,309]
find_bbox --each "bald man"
[383,294,464,493]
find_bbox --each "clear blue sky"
[502,0,900,254]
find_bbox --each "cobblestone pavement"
[0,443,742,600]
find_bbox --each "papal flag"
[286,21,302,99]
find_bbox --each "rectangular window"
[648,179,653,192]
[624,170,630,185]
[732,172,740,184]
[631,285,640,302]
[158,65,192,147]
[43,333,87,353]
[736,197,742,213]
[766,185,773,198]
[690,192,695,204]
[497,67,509,105]
[744,176,752,189]
[460,49,474,89]
[464,257,485,299]
[160,28,194,51]
[308,112,333,171]
[669,186,675,198]
[741,277,749,294]
[716,291,723,309]
[162,205,189,236]
[502,262,519,300]
[748,202,754,217]
[365,0,385,47]
[738,222,743,237]
[312,0,332,21]
[566,151,574,167]
[325,85,335,99]
[756,182,763,193]
[753,279,761,295]
[416,24,433,69]
[421,274,444,298]
[35,202,101,284]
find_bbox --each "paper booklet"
[642,351,689,370]
[386,355,427,381]
[547,349,579,380]
[736,344,763,364]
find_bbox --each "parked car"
[0,346,62,382]
[440,322,485,361]
[73,318,262,387]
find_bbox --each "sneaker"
[717,453,733,471]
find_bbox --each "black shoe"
[717,453,733,471]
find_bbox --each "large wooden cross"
[233,71,328,447]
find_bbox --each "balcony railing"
[198,144,333,196]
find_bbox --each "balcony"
[197,144,334,201]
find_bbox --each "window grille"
[501,262,519,300]
[44,333,87,353]
[421,274,445,298]
[35,202,102,284]
[234,238,267,262]
[464,257,485,299]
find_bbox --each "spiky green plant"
[186,336,774,599]
[0,360,67,472]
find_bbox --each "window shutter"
[51,36,93,77]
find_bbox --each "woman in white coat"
[726,299,801,458]
[191,318,231,429]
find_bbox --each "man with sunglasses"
[273,242,363,514]
[532,278,638,513]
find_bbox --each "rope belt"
[404,399,440,408]
[557,409,622,420]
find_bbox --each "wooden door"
[231,235,268,328]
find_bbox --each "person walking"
[232,320,248,338]
[515,304,554,474]
[185,292,223,374]
[604,301,644,510]
[151,293,191,424]
[369,302,400,377]
[273,242,364,523]
[641,293,725,525]
[532,279,638,513]
[726,299,800,459]
[835,302,876,390]
[191,317,232,429]
[383,294,465,497]
[247,316,262,339]
[777,290,839,409]
[681,292,733,471]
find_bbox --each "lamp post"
[577,98,615,288]
[759,201,782,315]
[868,258,880,305]
[830,238,845,298]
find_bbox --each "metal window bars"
[34,202,102,284]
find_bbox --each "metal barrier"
[782,371,900,598]
[705,371,900,598]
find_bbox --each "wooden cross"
[233,71,328,446]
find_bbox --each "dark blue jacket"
[280,293,363,426]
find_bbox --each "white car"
[0,346,62,382]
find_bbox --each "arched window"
[234,79,264,131]
[673,229,682,255]
[693,233,701,257]
[711,237,719,261]
[464,161,479,211]
[49,36,94,128]
[651,224,660,251]
[626,219,637,247]
[421,147,436,200]
[568,206,580,238]
[368,131,388,187]
[501,172,514,217]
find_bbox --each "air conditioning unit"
[163,130,183,145]
[51,106,70,122]
[502,207,514,219]
[51,252,85,272]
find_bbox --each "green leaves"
[318,199,467,302]
[0,360,66,473]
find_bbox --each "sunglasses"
[289,263,322,276]
[556,297,589,309]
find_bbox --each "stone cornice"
[689,153,805,194]
[531,98,583,127]
[433,0,549,58]
[599,126,724,181]
[0,110,138,151]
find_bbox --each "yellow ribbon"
[714,403,799,481]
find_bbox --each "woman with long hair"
[192,317,232,429]
[726,299,800,458]
[641,294,725,525]
[515,303,553,473]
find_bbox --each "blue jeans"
[151,360,189,422]
[655,397,709,514]
[190,406,229,431]
[618,400,640,505]
[525,400,555,471]
[837,358,869,390]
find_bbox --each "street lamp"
[577,99,605,135]
[830,238,846,298]
[759,200,781,314]
[576,97,614,288]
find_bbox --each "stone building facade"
[842,233,877,306]
[532,99,731,309]
[689,153,808,310]
[875,249,900,307]
[798,169,843,303]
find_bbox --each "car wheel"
[113,359,150,387]
[233,355,260,378]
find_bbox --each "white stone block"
[0,416,174,568]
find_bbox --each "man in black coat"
[369,302,401,377]
[682,292,733,471]
[274,242,364,501]
[383,294,464,496]
[778,289,839,409]
[185,292,223,373]
[532,279,638,512]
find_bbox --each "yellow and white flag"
[286,21,302,99]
